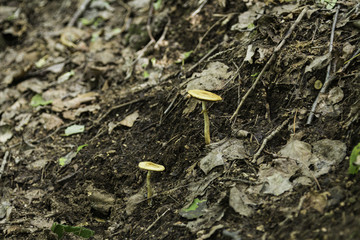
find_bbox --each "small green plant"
[175,50,193,65]
[30,94,52,107]
[348,142,360,174]
[143,70,150,78]
[51,222,94,239]
[251,72,259,78]
[179,198,207,219]
[58,144,88,166]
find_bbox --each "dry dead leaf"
[63,104,101,120]
[14,113,32,131]
[229,186,253,216]
[40,113,64,130]
[0,124,13,143]
[17,78,48,93]
[60,27,90,50]
[262,172,293,196]
[119,111,139,127]
[302,191,330,214]
[63,92,99,109]
[279,139,312,162]
[185,61,233,92]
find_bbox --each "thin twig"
[224,58,245,88]
[230,6,308,122]
[177,44,220,89]
[0,151,10,179]
[94,98,143,124]
[191,0,208,17]
[118,1,132,33]
[194,16,226,52]
[207,46,236,62]
[67,0,92,28]
[146,1,156,43]
[342,48,360,72]
[137,209,170,240]
[253,118,290,162]
[125,17,170,80]
[293,109,298,134]
[154,16,170,49]
[307,6,340,125]
[184,44,219,78]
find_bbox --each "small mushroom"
[187,89,222,145]
[138,161,165,206]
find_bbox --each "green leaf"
[179,198,207,219]
[93,17,103,27]
[30,94,52,107]
[58,157,67,167]
[316,0,337,9]
[77,144,88,153]
[184,198,205,212]
[80,18,93,26]
[348,143,360,174]
[57,70,75,83]
[58,144,87,166]
[64,125,85,136]
[51,222,65,239]
[251,72,259,78]
[35,56,48,68]
[247,23,255,30]
[153,0,162,10]
[183,50,193,60]
[51,222,94,239]
[175,50,193,64]
[143,71,150,78]
[151,57,156,66]
[58,151,77,166]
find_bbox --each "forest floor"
[1,0,360,239]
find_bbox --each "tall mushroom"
[187,89,222,145]
[138,161,165,206]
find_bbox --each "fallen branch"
[253,118,290,162]
[230,6,308,122]
[307,6,340,125]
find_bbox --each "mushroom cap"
[187,89,222,102]
[138,161,165,171]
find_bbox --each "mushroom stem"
[146,171,153,206]
[201,101,210,145]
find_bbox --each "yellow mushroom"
[138,161,165,206]
[187,89,222,145]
